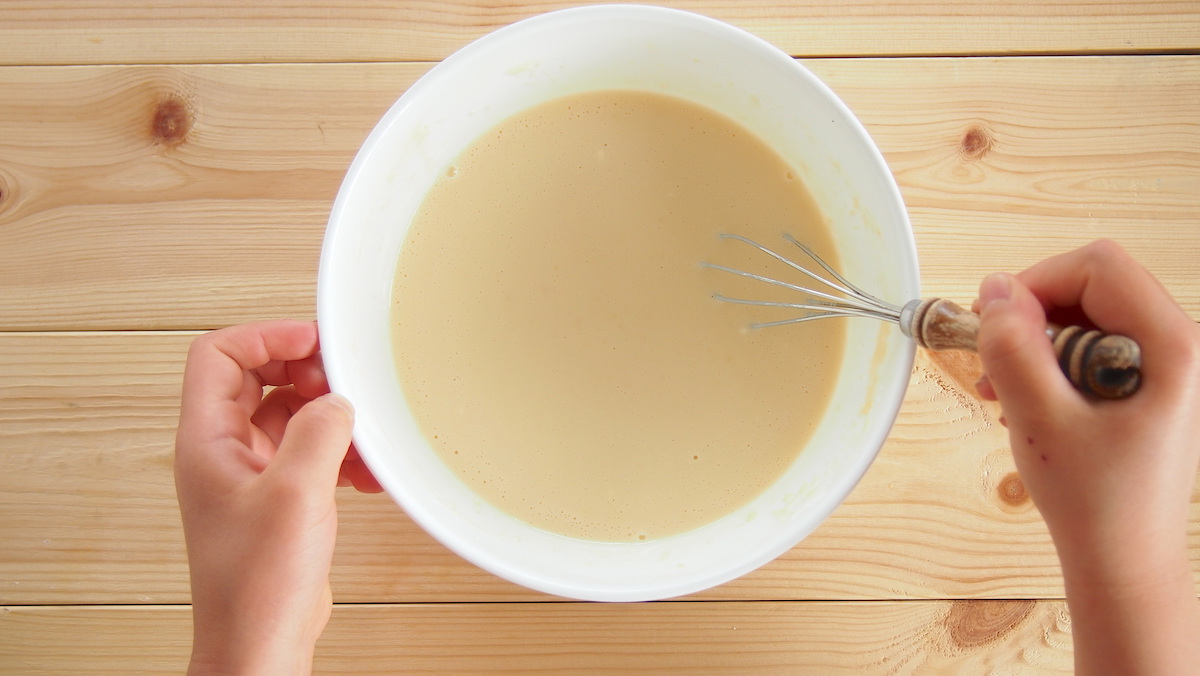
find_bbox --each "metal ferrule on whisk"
[897,299,924,340]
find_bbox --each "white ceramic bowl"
[318,5,919,602]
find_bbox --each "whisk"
[702,233,1142,400]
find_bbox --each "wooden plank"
[0,63,429,330]
[0,332,192,603]
[2,332,1198,605]
[0,1,1196,66]
[0,600,1075,674]
[1,57,1197,331]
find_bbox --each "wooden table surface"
[2,2,1198,673]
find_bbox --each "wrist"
[188,639,316,676]
[1061,552,1195,610]
[1052,519,1191,592]
[188,606,320,676]
[1055,526,1195,629]
[185,572,330,675]
[1058,544,1200,675]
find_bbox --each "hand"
[973,240,1200,674]
[174,320,382,675]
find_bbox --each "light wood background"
[1,2,1198,673]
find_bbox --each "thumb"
[976,273,1073,419]
[269,392,355,489]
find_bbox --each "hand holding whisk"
[702,233,1142,400]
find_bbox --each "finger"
[975,273,1079,422]
[974,373,998,401]
[266,393,356,492]
[249,386,309,451]
[182,320,320,418]
[286,351,331,400]
[249,348,328,396]
[1016,240,1188,347]
[337,445,356,487]
[1015,240,1198,395]
[339,444,385,494]
[178,320,323,461]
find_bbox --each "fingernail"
[321,392,355,418]
[979,273,1012,310]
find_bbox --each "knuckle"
[1176,324,1200,373]
[185,325,235,361]
[978,314,1034,363]
[1083,238,1131,268]
[186,330,215,357]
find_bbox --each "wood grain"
[3,332,1197,605]
[1,57,1197,330]
[0,63,428,330]
[2,3,1196,673]
[0,600,1075,674]
[0,1,1196,65]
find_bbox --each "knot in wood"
[151,96,192,146]
[0,169,13,215]
[959,125,994,161]
[997,472,1028,506]
[945,599,1034,649]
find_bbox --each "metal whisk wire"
[701,232,1144,401]
[701,233,902,329]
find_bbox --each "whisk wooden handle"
[900,298,1142,399]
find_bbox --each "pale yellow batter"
[391,90,845,542]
